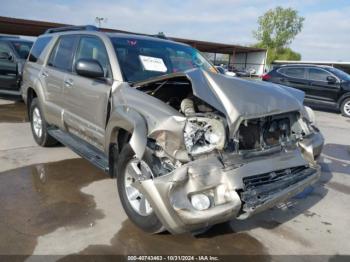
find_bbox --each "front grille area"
[241,166,315,210]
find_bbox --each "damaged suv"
[22,26,324,234]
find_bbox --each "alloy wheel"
[124,159,153,216]
[344,101,350,116]
[32,107,43,138]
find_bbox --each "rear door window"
[48,35,78,71]
[28,37,51,62]
[308,68,332,82]
[278,67,306,79]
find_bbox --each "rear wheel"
[116,145,164,233]
[30,98,57,147]
[340,97,350,118]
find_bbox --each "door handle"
[64,79,74,87]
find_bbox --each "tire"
[30,98,57,147]
[340,97,350,118]
[116,145,164,233]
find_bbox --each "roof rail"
[0,34,20,39]
[150,32,168,40]
[45,25,98,34]
[279,63,329,67]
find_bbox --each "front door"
[306,67,340,103]
[0,41,18,91]
[63,35,112,149]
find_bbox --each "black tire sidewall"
[116,145,163,233]
[341,98,350,117]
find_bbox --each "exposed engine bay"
[136,77,313,166]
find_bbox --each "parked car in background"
[0,35,33,96]
[228,66,253,77]
[22,26,323,235]
[263,64,350,117]
[215,65,236,77]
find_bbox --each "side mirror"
[75,58,104,78]
[0,51,12,61]
[326,75,337,83]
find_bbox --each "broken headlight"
[300,106,319,135]
[303,106,316,125]
[183,116,226,156]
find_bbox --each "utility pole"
[95,17,107,28]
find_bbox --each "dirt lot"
[0,98,349,259]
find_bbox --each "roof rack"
[45,25,98,34]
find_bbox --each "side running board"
[48,129,109,173]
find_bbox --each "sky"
[1,0,350,61]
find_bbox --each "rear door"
[306,67,340,103]
[42,35,79,126]
[0,41,18,91]
[63,35,112,149]
[276,67,309,93]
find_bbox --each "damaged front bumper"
[136,138,322,234]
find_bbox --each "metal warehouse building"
[0,16,267,76]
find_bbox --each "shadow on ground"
[305,104,340,114]
[60,220,270,259]
[322,143,350,168]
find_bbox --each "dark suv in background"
[0,35,33,96]
[263,64,350,117]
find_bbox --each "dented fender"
[106,83,187,160]
[105,106,147,159]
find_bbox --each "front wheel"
[116,145,164,233]
[30,98,57,147]
[340,97,350,118]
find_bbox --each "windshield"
[10,41,33,59]
[327,67,350,81]
[111,37,216,83]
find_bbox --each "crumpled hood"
[185,69,305,133]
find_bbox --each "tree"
[253,6,304,64]
[275,47,301,60]
[256,44,301,65]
